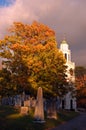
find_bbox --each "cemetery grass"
[0,106,79,130]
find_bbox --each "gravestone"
[34,87,45,123]
[20,106,29,115]
[47,100,57,119]
[21,92,25,106]
[24,100,29,107]
[31,99,36,108]
[14,95,21,107]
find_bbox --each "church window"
[69,68,74,76]
[65,53,67,60]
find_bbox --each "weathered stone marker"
[20,106,29,115]
[34,87,45,123]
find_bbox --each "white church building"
[59,39,77,110]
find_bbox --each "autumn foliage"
[75,66,86,108]
[0,21,67,98]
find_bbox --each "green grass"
[0,106,79,130]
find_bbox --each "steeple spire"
[61,34,68,45]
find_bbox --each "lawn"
[0,105,79,130]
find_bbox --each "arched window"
[69,68,74,76]
[65,53,67,60]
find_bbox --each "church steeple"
[60,39,71,62]
[59,38,76,111]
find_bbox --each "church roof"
[61,39,68,44]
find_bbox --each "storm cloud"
[0,0,86,66]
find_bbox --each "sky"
[0,0,86,66]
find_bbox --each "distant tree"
[0,21,68,98]
[75,66,86,108]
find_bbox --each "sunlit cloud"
[0,0,86,65]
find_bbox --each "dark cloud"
[39,0,86,66]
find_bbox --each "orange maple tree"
[0,21,67,97]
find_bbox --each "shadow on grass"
[0,105,45,130]
[0,106,79,130]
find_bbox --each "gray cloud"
[0,0,86,66]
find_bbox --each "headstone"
[14,95,21,107]
[22,91,25,100]
[47,100,57,119]
[44,99,47,112]
[8,97,13,106]
[20,106,29,115]
[56,96,61,109]
[28,100,31,107]
[2,97,9,105]
[31,99,36,108]
[24,100,29,107]
[21,92,25,106]
[34,87,45,123]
